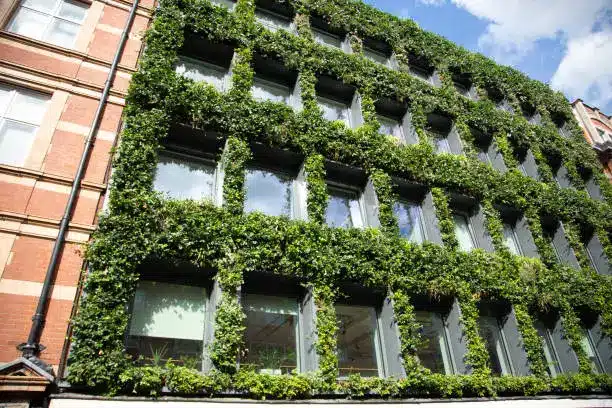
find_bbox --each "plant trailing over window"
[67,0,612,399]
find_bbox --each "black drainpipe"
[18,0,141,367]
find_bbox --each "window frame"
[413,309,456,375]
[317,95,351,127]
[478,314,514,376]
[452,210,477,252]
[502,221,523,256]
[175,55,230,91]
[7,0,88,49]
[153,149,219,202]
[251,76,292,104]
[325,181,366,229]
[254,7,294,33]
[243,165,299,219]
[539,324,562,377]
[376,113,403,140]
[581,327,604,374]
[311,26,344,49]
[393,198,426,244]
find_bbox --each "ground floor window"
[336,304,381,377]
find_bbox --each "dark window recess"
[251,53,299,105]
[578,166,604,201]
[534,310,579,376]
[579,225,612,276]
[521,103,541,125]
[550,111,571,138]
[545,152,572,189]
[496,205,539,258]
[315,75,361,127]
[407,52,434,83]
[512,143,540,180]
[577,311,612,374]
[255,0,294,18]
[310,15,346,49]
[486,87,513,113]
[362,37,393,65]
[451,70,474,98]
[471,128,506,172]
[541,216,580,268]
[180,35,234,69]
[374,98,417,144]
[426,113,461,154]
[448,193,494,253]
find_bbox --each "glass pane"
[580,330,601,373]
[255,10,291,32]
[337,305,379,377]
[454,82,469,96]
[153,153,215,200]
[45,18,80,48]
[243,294,298,374]
[318,97,349,124]
[326,187,359,228]
[503,224,521,255]
[0,120,38,166]
[393,201,424,243]
[410,66,431,83]
[433,133,451,154]
[23,0,57,14]
[7,7,50,40]
[478,315,508,376]
[364,48,388,65]
[415,311,450,374]
[57,0,88,23]
[313,29,342,48]
[0,86,13,115]
[377,114,401,139]
[453,213,475,251]
[252,79,290,104]
[536,325,560,377]
[244,168,293,217]
[210,0,235,9]
[175,57,226,90]
[127,281,206,369]
[5,89,50,124]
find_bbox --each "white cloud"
[551,30,612,108]
[416,0,446,6]
[413,0,612,109]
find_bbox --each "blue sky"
[364,0,612,113]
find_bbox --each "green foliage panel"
[67,0,612,398]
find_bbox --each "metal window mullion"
[545,327,562,375]
[586,329,604,373]
[373,309,385,377]
[442,314,457,374]
[512,226,523,256]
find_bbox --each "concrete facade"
[0,0,154,398]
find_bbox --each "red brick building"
[0,0,153,402]
[572,99,612,180]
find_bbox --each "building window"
[244,167,296,218]
[310,16,347,50]
[7,0,88,49]
[255,9,293,32]
[451,71,476,100]
[393,200,425,243]
[478,314,513,375]
[210,0,236,10]
[126,281,208,369]
[414,310,454,374]
[315,76,362,128]
[407,54,435,84]
[377,114,403,140]
[175,56,229,91]
[318,96,350,125]
[513,145,540,180]
[242,294,299,374]
[364,47,388,65]
[427,113,461,155]
[325,184,364,228]
[580,328,603,373]
[534,319,566,377]
[374,98,417,144]
[453,212,476,252]
[337,304,382,377]
[502,222,522,255]
[473,129,506,172]
[252,77,291,104]
[0,84,50,167]
[361,37,395,68]
[154,151,217,201]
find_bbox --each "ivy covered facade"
[66,0,612,399]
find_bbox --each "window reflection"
[453,213,475,251]
[313,29,342,48]
[502,223,521,255]
[377,114,402,139]
[393,201,424,243]
[317,96,350,125]
[243,294,299,374]
[580,329,602,373]
[175,56,227,90]
[337,305,379,377]
[244,168,293,217]
[432,132,451,154]
[478,315,511,376]
[126,281,207,370]
[326,186,361,228]
[252,78,291,104]
[414,311,452,374]
[154,152,215,200]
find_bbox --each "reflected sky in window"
[326,187,359,228]
[317,96,349,124]
[453,213,475,251]
[393,201,424,243]
[244,168,293,217]
[154,153,215,200]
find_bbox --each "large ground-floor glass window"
[414,310,453,374]
[478,315,512,376]
[336,304,380,377]
[242,294,299,374]
[126,281,207,370]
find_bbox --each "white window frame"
[317,95,351,127]
[7,0,88,49]
[175,55,230,91]
[393,199,426,244]
[336,304,385,378]
[243,166,301,219]
[376,114,403,141]
[326,182,366,229]
[251,76,292,105]
[254,8,294,33]
[452,211,477,252]
[241,293,302,374]
[0,84,50,167]
[154,149,222,204]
